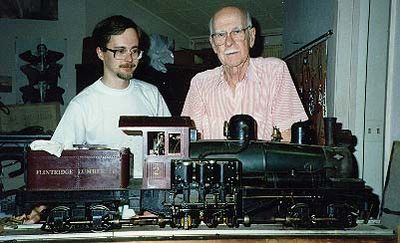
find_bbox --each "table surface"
[0,222,396,242]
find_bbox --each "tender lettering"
[78,168,104,175]
[77,168,116,175]
[34,168,117,176]
[36,169,74,175]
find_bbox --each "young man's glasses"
[211,26,252,46]
[103,48,143,60]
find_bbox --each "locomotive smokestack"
[324,117,337,146]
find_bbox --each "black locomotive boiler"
[16,116,379,232]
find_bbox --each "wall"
[0,0,86,110]
[284,0,393,200]
[86,0,190,50]
[283,0,334,56]
[0,0,190,112]
[362,0,390,199]
[331,0,390,200]
[385,0,400,178]
[282,0,336,117]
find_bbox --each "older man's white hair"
[209,7,253,34]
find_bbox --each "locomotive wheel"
[205,221,218,228]
[287,203,311,228]
[45,206,72,233]
[326,203,357,228]
[204,215,218,228]
[226,215,239,228]
[89,205,112,232]
[158,217,168,228]
[345,213,357,228]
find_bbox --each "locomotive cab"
[119,116,196,189]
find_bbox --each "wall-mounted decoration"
[0,0,58,20]
[0,75,12,92]
[285,31,333,145]
[15,37,66,104]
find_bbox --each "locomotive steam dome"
[225,114,257,141]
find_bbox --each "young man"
[181,6,307,141]
[18,15,171,224]
[51,15,170,178]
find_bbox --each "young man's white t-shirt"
[51,78,171,178]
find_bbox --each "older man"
[181,6,307,141]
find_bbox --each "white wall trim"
[384,0,399,180]
[350,0,370,177]
[333,0,354,127]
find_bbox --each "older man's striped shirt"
[181,57,308,140]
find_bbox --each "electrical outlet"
[365,120,384,142]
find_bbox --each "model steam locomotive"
[16,116,379,232]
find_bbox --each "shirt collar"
[216,67,225,87]
[217,58,253,87]
[246,58,257,84]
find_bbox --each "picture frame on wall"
[0,75,12,92]
[15,37,67,104]
[0,0,58,21]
